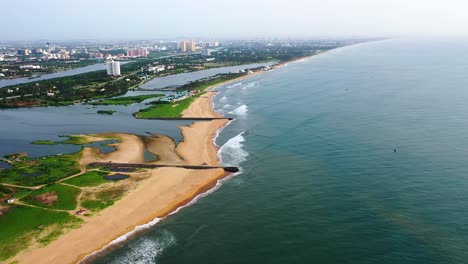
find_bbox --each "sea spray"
[228,105,248,118]
[227,83,242,88]
[219,132,248,167]
[107,231,176,264]
[241,82,257,90]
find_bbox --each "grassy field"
[0,152,81,186]
[0,205,82,261]
[32,135,91,145]
[82,186,127,212]
[22,184,80,210]
[134,93,204,118]
[97,110,116,115]
[89,94,164,106]
[62,171,109,187]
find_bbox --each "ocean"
[7,38,468,263]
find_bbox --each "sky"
[1,0,468,40]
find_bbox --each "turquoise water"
[92,39,468,263]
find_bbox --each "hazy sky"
[2,0,468,40]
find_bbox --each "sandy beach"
[11,74,238,264]
[11,60,296,264]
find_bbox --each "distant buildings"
[201,49,211,56]
[180,40,196,52]
[19,65,41,70]
[17,49,31,56]
[127,48,148,57]
[106,60,121,76]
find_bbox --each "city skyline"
[2,0,468,41]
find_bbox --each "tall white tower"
[106,60,121,76]
[113,61,121,76]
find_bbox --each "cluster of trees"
[0,69,140,108]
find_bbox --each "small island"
[97,110,116,115]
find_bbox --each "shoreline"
[10,54,314,264]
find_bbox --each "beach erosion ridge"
[9,56,310,264]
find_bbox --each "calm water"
[0,93,191,158]
[140,62,274,89]
[0,63,110,88]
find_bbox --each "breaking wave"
[219,132,248,167]
[227,83,242,88]
[228,104,248,118]
[219,96,228,102]
[241,82,257,90]
[108,231,176,264]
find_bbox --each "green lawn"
[62,171,109,187]
[82,186,127,212]
[32,135,90,145]
[135,93,205,118]
[89,94,164,106]
[22,184,80,210]
[97,110,116,115]
[0,152,81,186]
[0,205,81,261]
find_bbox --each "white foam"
[108,231,176,264]
[227,83,242,88]
[80,217,163,263]
[228,104,248,118]
[240,82,257,90]
[219,96,228,102]
[218,132,248,167]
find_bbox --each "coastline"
[10,55,311,264]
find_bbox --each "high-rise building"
[181,40,187,52]
[126,48,148,57]
[201,49,211,56]
[181,40,196,52]
[17,49,31,56]
[189,40,196,52]
[106,60,121,76]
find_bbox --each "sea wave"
[228,104,248,118]
[241,82,257,90]
[227,83,242,88]
[219,132,248,167]
[219,96,228,102]
[108,231,176,264]
[80,217,163,263]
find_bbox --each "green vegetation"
[97,110,116,115]
[179,72,245,92]
[30,140,56,145]
[22,184,80,210]
[135,93,204,118]
[0,152,81,186]
[0,184,13,197]
[12,188,32,199]
[133,72,246,119]
[32,135,93,145]
[62,171,109,187]
[0,205,82,261]
[89,94,164,106]
[82,186,127,212]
